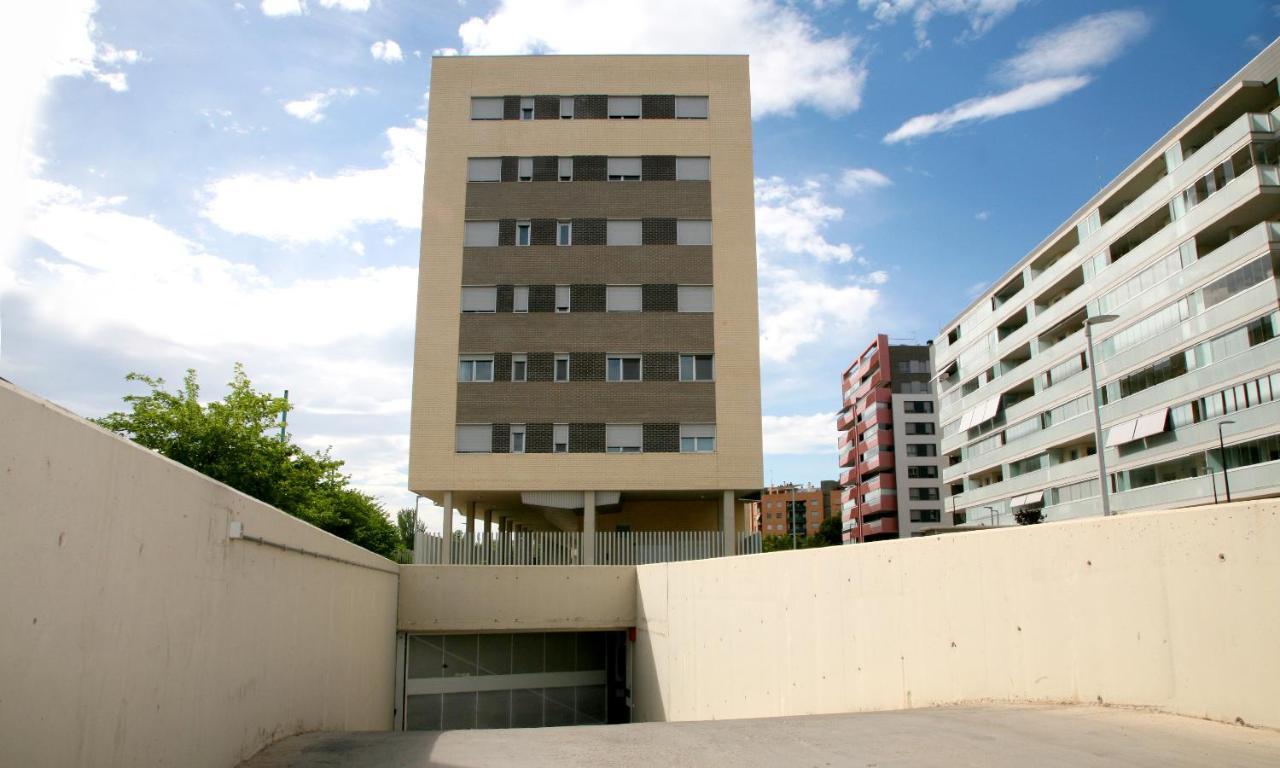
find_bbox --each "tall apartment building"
[838,335,945,543]
[753,481,840,539]
[933,41,1280,528]
[409,56,764,562]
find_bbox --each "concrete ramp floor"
[239,705,1280,767]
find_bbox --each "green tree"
[394,507,419,564]
[810,515,843,547]
[1014,507,1046,526]
[95,365,403,559]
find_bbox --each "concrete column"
[722,490,736,557]
[582,491,596,565]
[483,508,493,563]
[440,491,453,565]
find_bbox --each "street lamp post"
[1083,314,1120,517]
[1217,420,1236,503]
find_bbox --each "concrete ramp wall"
[633,500,1280,729]
[0,381,399,768]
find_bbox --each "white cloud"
[974,210,990,220]
[997,10,1151,84]
[857,0,1024,48]
[838,167,892,194]
[455,0,867,118]
[884,75,1089,143]
[318,0,370,9]
[371,39,403,62]
[762,413,837,454]
[260,0,304,16]
[282,86,358,122]
[201,119,426,244]
[754,176,883,363]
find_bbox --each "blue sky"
[3,0,1278,527]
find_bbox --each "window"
[464,221,499,247]
[680,424,716,453]
[679,354,714,382]
[606,355,642,381]
[470,97,503,120]
[511,354,527,382]
[605,424,643,452]
[458,355,494,382]
[905,422,935,435]
[555,285,571,313]
[554,354,570,381]
[674,96,708,119]
[910,510,941,524]
[607,96,641,119]
[947,326,961,344]
[559,97,574,119]
[513,286,529,313]
[553,424,569,453]
[460,286,497,313]
[675,157,710,181]
[558,157,573,181]
[519,97,534,120]
[467,158,501,182]
[907,466,939,479]
[909,488,940,501]
[517,157,533,182]
[516,221,531,246]
[510,424,526,453]
[902,400,934,414]
[906,444,937,457]
[606,285,642,312]
[456,424,493,453]
[607,157,641,181]
[677,285,713,313]
[607,220,642,246]
[677,220,712,245]
[557,221,572,246]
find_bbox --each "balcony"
[859,515,900,537]
[836,407,856,432]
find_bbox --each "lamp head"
[1084,314,1120,326]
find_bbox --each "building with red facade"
[751,482,840,539]
[838,335,947,542]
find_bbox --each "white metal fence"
[413,530,762,566]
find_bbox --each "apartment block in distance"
[409,55,764,562]
[838,334,945,543]
[933,40,1280,528]
[753,481,839,538]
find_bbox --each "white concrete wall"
[633,500,1280,729]
[0,381,399,768]
[398,566,636,633]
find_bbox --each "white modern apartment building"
[933,40,1280,527]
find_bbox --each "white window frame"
[606,285,642,312]
[553,423,569,453]
[607,157,642,181]
[464,221,499,247]
[510,424,526,454]
[557,221,572,246]
[554,354,570,382]
[519,97,534,120]
[558,157,573,181]
[679,354,714,382]
[467,158,502,182]
[511,353,528,382]
[559,97,574,119]
[460,285,498,313]
[606,220,642,246]
[513,286,529,313]
[555,285,571,313]
[677,285,713,313]
[517,157,533,182]
[675,96,709,119]
[606,354,643,382]
[675,157,710,181]
[679,424,716,453]
[456,424,493,453]
[470,97,503,120]
[458,355,495,383]
[605,423,644,453]
[516,221,531,247]
[607,96,641,119]
[677,219,712,246]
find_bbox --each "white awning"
[1131,408,1170,441]
[1012,490,1044,508]
[981,394,1002,423]
[1104,418,1139,448]
[959,406,977,431]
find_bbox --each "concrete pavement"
[238,704,1280,767]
